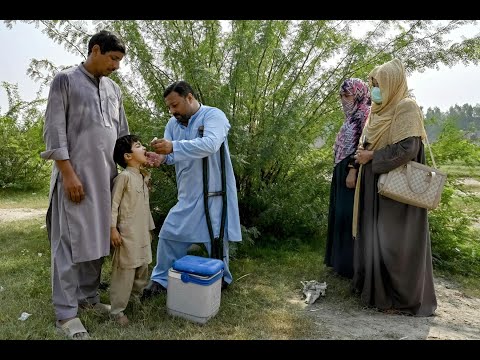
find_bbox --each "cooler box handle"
[180,271,223,286]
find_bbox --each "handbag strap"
[406,162,435,194]
[424,132,437,169]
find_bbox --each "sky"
[1,22,479,114]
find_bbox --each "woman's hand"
[346,168,358,188]
[355,149,374,165]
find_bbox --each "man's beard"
[175,113,190,124]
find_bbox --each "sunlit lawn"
[1,176,479,339]
[0,217,328,340]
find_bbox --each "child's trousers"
[110,256,149,316]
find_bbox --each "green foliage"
[431,119,480,165]
[243,148,332,242]
[429,185,480,276]
[5,20,480,255]
[428,122,480,276]
[0,83,50,190]
[148,165,178,226]
[425,103,480,142]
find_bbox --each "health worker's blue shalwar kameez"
[151,105,242,286]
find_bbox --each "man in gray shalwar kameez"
[142,81,242,298]
[41,30,129,339]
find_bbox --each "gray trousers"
[47,186,103,321]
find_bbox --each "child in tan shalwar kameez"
[110,135,155,326]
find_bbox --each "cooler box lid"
[172,255,224,277]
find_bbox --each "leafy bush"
[0,85,50,190]
[428,118,480,276]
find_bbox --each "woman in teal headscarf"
[352,59,437,316]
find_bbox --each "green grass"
[1,182,479,340]
[1,215,477,340]
[0,188,49,209]
[440,163,480,181]
[0,215,373,340]
[0,218,331,339]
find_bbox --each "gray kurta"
[41,64,129,263]
[353,137,437,316]
[111,167,155,269]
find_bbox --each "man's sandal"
[56,317,90,340]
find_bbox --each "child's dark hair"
[114,134,140,169]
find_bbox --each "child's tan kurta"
[110,166,155,315]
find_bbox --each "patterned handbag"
[377,137,447,210]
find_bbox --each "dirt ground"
[299,177,480,340]
[0,208,46,222]
[1,207,479,340]
[298,276,480,340]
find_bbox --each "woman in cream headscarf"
[351,59,437,316]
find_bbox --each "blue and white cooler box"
[166,255,224,324]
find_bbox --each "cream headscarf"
[352,58,427,238]
[363,58,426,150]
